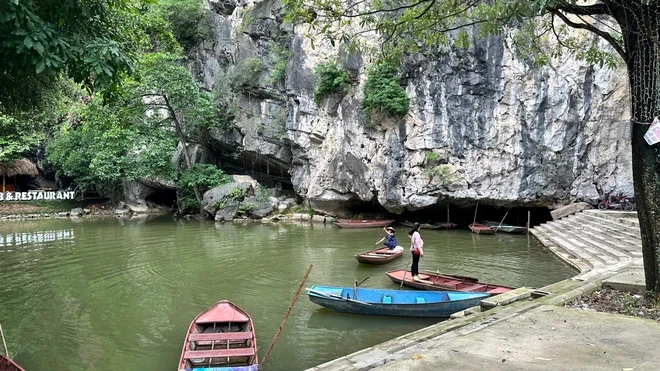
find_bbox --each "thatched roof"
[0,158,39,177]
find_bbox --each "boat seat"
[442,280,462,287]
[184,348,255,360]
[462,284,487,292]
[189,332,252,342]
[381,295,392,304]
[415,297,425,304]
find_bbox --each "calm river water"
[0,217,576,371]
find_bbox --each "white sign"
[0,191,76,201]
[644,117,660,145]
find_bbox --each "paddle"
[495,212,508,232]
[356,276,370,286]
[400,252,412,289]
[259,264,313,371]
[306,288,372,306]
[0,323,8,357]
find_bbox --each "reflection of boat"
[307,285,488,317]
[0,354,25,371]
[335,219,395,228]
[355,247,403,264]
[385,269,514,295]
[483,221,527,233]
[178,300,258,371]
[399,221,457,229]
[468,223,496,234]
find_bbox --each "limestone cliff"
[188,0,633,215]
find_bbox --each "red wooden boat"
[0,354,25,371]
[385,269,514,295]
[335,219,395,228]
[469,223,496,234]
[355,247,403,264]
[178,301,258,371]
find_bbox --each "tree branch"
[548,8,627,61]
[554,1,610,16]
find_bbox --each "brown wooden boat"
[468,223,496,234]
[178,300,258,371]
[355,247,403,264]
[385,269,515,295]
[0,354,25,371]
[335,219,395,228]
[400,221,458,229]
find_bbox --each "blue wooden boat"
[307,285,489,317]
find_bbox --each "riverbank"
[307,210,654,370]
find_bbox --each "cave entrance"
[145,188,177,210]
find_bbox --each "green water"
[0,217,576,371]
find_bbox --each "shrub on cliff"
[313,62,350,103]
[362,62,408,120]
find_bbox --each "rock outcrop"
[184,0,632,216]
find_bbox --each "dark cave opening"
[145,188,178,209]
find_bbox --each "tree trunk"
[626,18,660,292]
[163,96,205,216]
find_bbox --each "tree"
[284,0,660,292]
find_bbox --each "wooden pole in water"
[0,323,9,357]
[496,212,508,232]
[258,264,313,371]
[527,210,531,234]
[472,202,479,226]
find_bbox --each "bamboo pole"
[527,211,531,235]
[0,323,8,357]
[472,202,479,225]
[258,264,313,371]
[495,212,508,232]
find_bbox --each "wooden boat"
[178,300,258,371]
[335,219,395,228]
[307,285,489,317]
[483,220,528,233]
[399,221,458,229]
[355,247,403,264]
[468,223,496,234]
[385,269,515,295]
[0,354,25,371]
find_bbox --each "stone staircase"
[530,210,642,279]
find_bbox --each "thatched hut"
[0,158,39,192]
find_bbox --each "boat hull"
[307,286,488,317]
[469,223,496,234]
[386,269,514,295]
[483,221,528,233]
[335,219,395,228]
[355,247,403,264]
[400,221,457,229]
[178,301,258,371]
[0,355,25,371]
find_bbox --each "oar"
[400,253,412,289]
[0,323,8,357]
[306,288,372,306]
[495,212,508,232]
[356,276,369,286]
[258,264,313,371]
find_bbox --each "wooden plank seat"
[461,284,487,292]
[441,280,462,287]
[188,332,253,342]
[184,348,255,360]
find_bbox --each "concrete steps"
[530,210,642,275]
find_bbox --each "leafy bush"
[362,62,409,119]
[151,0,214,53]
[177,164,230,212]
[313,62,349,103]
[228,57,264,90]
[267,41,292,86]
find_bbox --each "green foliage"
[227,57,264,91]
[255,185,275,202]
[237,202,254,215]
[150,0,213,53]
[362,62,409,120]
[267,42,292,86]
[425,151,440,163]
[424,165,459,185]
[177,164,230,213]
[226,187,248,201]
[178,164,230,195]
[313,62,350,103]
[0,0,146,94]
[0,113,42,162]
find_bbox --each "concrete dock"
[306,210,656,371]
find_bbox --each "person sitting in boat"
[375,227,403,252]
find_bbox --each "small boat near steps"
[386,269,515,295]
[178,300,258,371]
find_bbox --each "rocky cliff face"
[189,0,633,216]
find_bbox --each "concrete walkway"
[306,210,652,371]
